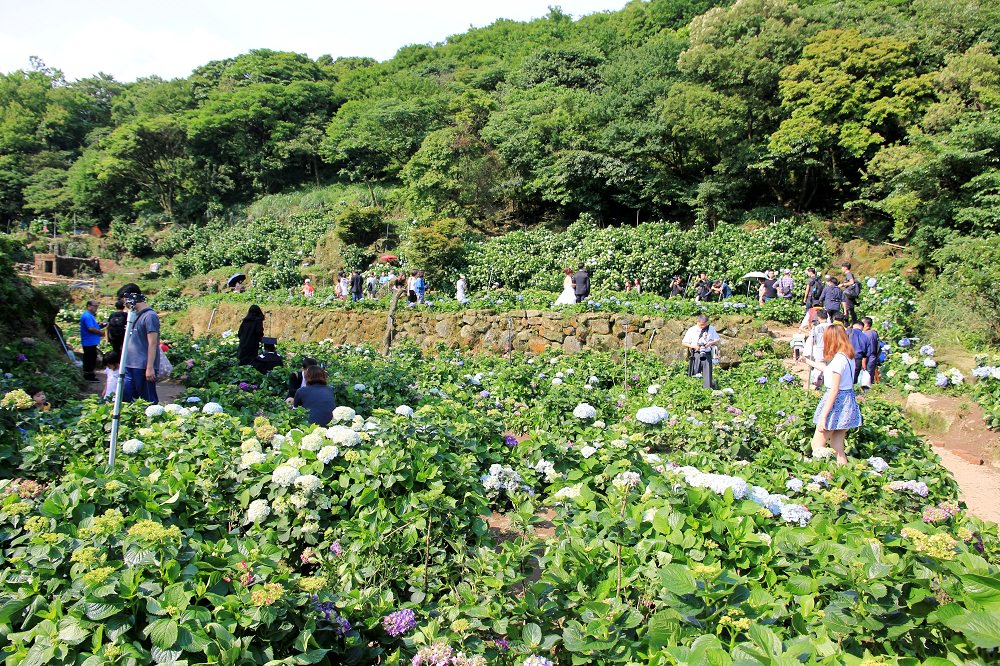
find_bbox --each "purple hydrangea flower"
[329,541,342,556]
[382,608,416,637]
[504,435,518,448]
[15,354,27,362]
[935,373,948,388]
[480,390,491,398]
[779,374,796,384]
[490,636,510,652]
[757,376,768,384]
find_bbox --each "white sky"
[0,0,627,82]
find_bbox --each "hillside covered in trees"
[2,0,999,260]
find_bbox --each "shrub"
[401,217,466,282]
[334,205,384,246]
[107,220,153,257]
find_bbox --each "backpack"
[846,281,861,298]
[809,279,822,301]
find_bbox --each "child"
[102,351,120,401]
[25,386,50,411]
[790,333,806,362]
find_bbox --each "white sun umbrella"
[741,271,769,296]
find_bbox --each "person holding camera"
[79,299,105,382]
[117,283,160,404]
[682,314,720,388]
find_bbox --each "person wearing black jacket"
[804,268,821,309]
[573,264,590,303]
[286,357,319,404]
[819,277,843,323]
[236,305,265,366]
[106,299,128,362]
[253,337,284,375]
[349,270,364,302]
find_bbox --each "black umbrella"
[227,273,247,288]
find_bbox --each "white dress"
[554,275,576,305]
[456,279,467,303]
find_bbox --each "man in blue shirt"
[79,299,104,382]
[848,321,872,385]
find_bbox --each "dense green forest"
[2,0,999,259]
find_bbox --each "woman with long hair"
[236,305,265,366]
[802,324,862,464]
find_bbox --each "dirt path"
[931,446,1000,525]
[82,378,186,403]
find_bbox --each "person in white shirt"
[102,351,120,401]
[682,315,720,387]
[802,324,862,465]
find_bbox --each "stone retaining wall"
[181,304,769,364]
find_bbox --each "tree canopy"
[1,0,998,258]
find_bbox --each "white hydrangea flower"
[145,405,164,418]
[593,420,606,429]
[534,459,559,483]
[202,402,224,414]
[553,485,581,500]
[121,439,143,454]
[555,371,564,379]
[185,396,202,403]
[551,377,563,385]
[353,383,366,391]
[612,471,641,491]
[272,465,300,487]
[327,425,361,447]
[300,432,324,452]
[289,493,309,509]
[286,456,306,469]
[907,371,920,381]
[241,439,262,453]
[240,451,266,467]
[395,405,414,417]
[317,445,339,464]
[294,474,322,494]
[647,384,660,395]
[636,406,669,425]
[301,522,319,534]
[580,445,597,459]
[573,403,597,419]
[331,406,357,422]
[588,376,598,385]
[923,358,937,368]
[246,499,270,523]
[271,434,287,450]
[164,403,185,415]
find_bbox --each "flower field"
[2,336,999,665]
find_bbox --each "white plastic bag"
[858,369,872,388]
[155,352,173,382]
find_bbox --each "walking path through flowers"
[930,446,1000,525]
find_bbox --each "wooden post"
[382,287,406,355]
